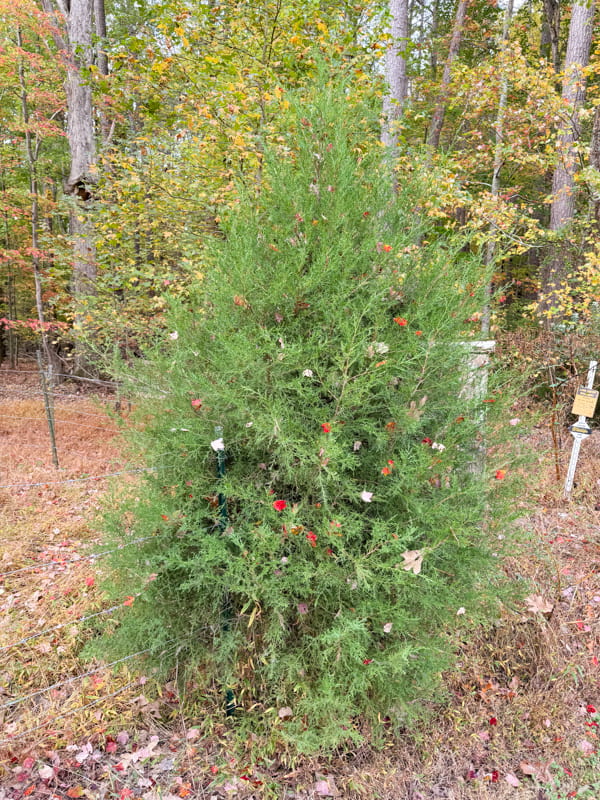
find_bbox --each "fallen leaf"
[401,550,423,575]
[278,707,293,719]
[504,773,521,787]
[520,761,553,782]
[524,594,554,615]
[116,731,130,745]
[38,765,54,781]
[314,779,334,796]
[577,739,595,755]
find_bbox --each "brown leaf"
[524,594,554,615]
[577,739,595,755]
[401,550,423,575]
[520,761,553,782]
[314,779,336,796]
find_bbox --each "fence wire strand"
[0,632,216,743]
[0,535,160,580]
[0,649,152,711]
[0,466,156,489]
[0,414,119,433]
[0,601,138,653]
[0,680,139,744]
[0,369,118,386]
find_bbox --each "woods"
[3,0,600,355]
[1,0,600,795]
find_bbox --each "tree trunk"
[40,0,97,363]
[539,0,596,315]
[17,27,60,378]
[426,0,470,149]
[541,0,561,72]
[382,0,410,153]
[430,0,439,80]
[481,0,514,336]
[589,105,600,228]
[94,0,112,142]
[94,0,108,77]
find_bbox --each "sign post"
[564,360,598,496]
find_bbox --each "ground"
[0,357,598,800]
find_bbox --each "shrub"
[94,82,514,752]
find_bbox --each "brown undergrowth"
[0,357,598,800]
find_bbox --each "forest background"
[3,0,600,357]
[1,0,600,797]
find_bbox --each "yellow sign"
[572,387,599,418]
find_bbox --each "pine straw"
[0,362,598,799]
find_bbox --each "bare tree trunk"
[382,0,410,153]
[481,0,514,336]
[430,0,439,80]
[39,0,96,284]
[541,0,561,72]
[17,27,60,378]
[539,0,596,315]
[0,169,18,367]
[94,0,108,77]
[40,0,97,365]
[94,0,112,142]
[65,0,97,304]
[426,0,470,149]
[589,105,600,228]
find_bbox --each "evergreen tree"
[95,81,513,752]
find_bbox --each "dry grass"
[0,363,151,778]
[0,358,598,799]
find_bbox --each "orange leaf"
[67,788,85,799]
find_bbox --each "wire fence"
[0,535,159,580]
[0,368,119,387]
[0,680,140,744]
[0,602,138,653]
[0,466,157,490]
[0,628,219,744]
[0,414,120,434]
[0,650,152,711]
[1,365,216,748]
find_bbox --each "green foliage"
[93,83,517,753]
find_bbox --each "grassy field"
[0,360,598,800]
